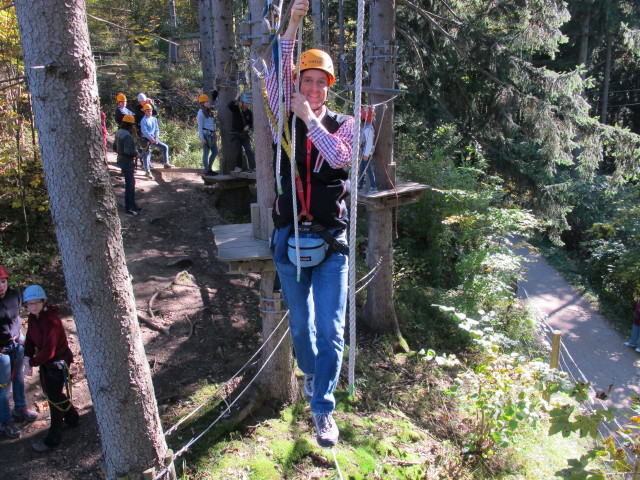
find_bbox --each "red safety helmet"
[360,106,374,123]
[0,266,9,279]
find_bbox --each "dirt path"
[516,242,640,413]
[0,148,260,479]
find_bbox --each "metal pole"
[544,330,562,402]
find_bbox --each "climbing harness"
[41,360,74,412]
[0,341,20,388]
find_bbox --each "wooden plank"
[150,167,204,174]
[356,181,429,208]
[213,223,272,267]
[231,170,256,180]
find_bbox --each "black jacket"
[228,100,253,133]
[272,108,350,229]
[0,288,21,348]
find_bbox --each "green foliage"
[160,117,210,168]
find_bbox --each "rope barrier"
[347,0,367,395]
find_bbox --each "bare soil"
[0,149,261,479]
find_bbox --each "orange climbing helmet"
[198,94,209,103]
[297,49,335,87]
[116,93,127,102]
[122,114,135,124]
[142,103,153,111]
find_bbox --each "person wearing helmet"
[0,266,38,439]
[113,114,141,215]
[358,106,377,193]
[23,285,78,452]
[264,0,354,449]
[114,93,134,127]
[197,92,219,175]
[133,93,158,136]
[140,102,173,175]
[228,91,255,173]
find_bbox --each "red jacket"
[24,305,73,368]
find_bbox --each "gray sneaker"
[0,421,21,439]
[32,440,52,453]
[312,413,339,447]
[304,374,314,400]
[13,407,38,422]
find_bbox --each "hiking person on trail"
[358,106,377,193]
[228,92,256,173]
[140,103,173,176]
[114,93,134,127]
[114,114,141,216]
[23,285,79,453]
[0,266,38,440]
[623,301,640,352]
[197,93,218,175]
[265,0,354,449]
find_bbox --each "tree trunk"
[250,0,276,241]
[198,0,216,95]
[363,0,406,350]
[578,7,590,80]
[168,0,178,63]
[249,0,297,402]
[338,0,345,85]
[312,0,322,47]
[14,1,168,478]
[600,34,613,124]
[213,0,236,174]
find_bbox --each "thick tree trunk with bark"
[312,0,323,47]
[198,0,216,95]
[578,8,590,80]
[600,34,613,124]
[168,0,178,64]
[14,1,168,478]
[213,0,236,174]
[249,0,297,403]
[363,0,406,350]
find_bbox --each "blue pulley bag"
[287,234,328,268]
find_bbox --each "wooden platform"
[150,167,204,175]
[356,181,429,210]
[212,223,274,274]
[202,173,256,187]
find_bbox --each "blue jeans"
[117,159,137,211]
[202,141,218,172]
[358,158,376,190]
[273,228,348,414]
[630,324,640,346]
[147,141,170,166]
[0,343,26,424]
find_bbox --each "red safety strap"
[294,138,314,221]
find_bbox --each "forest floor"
[0,147,263,479]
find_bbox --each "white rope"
[347,0,367,394]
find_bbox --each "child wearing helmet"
[23,285,78,453]
[0,266,38,440]
[264,0,354,449]
[228,91,255,172]
[114,93,134,127]
[197,91,219,175]
[140,102,173,174]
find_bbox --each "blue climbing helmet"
[240,93,252,104]
[24,285,47,302]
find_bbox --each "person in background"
[265,0,354,449]
[100,111,108,148]
[140,103,173,176]
[358,106,377,193]
[133,93,158,137]
[114,114,141,215]
[114,93,134,127]
[623,300,640,352]
[197,93,218,176]
[0,266,38,440]
[229,92,255,173]
[23,285,78,453]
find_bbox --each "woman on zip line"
[265,0,355,449]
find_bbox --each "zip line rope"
[348,0,367,395]
[290,21,304,280]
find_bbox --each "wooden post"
[142,468,156,480]
[164,449,177,480]
[544,330,562,402]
